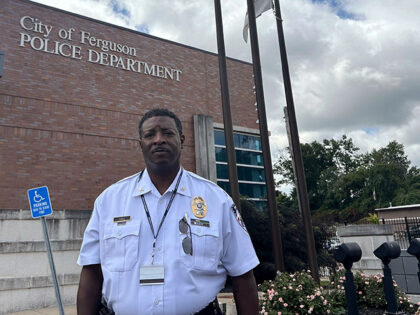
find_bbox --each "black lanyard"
[139,168,183,264]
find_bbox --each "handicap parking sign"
[27,186,53,218]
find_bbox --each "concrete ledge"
[0,209,92,220]
[0,214,90,242]
[0,273,80,291]
[213,122,261,135]
[0,240,82,254]
[353,257,382,273]
[0,283,77,314]
[337,224,393,237]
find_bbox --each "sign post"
[27,186,64,315]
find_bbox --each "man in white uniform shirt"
[77,108,259,314]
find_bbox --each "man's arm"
[231,270,259,315]
[77,264,103,315]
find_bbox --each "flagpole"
[213,0,241,209]
[246,0,285,271]
[272,0,319,283]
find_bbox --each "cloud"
[31,0,420,171]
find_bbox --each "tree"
[240,195,337,275]
[275,137,419,222]
[274,135,360,211]
[393,166,420,205]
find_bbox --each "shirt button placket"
[152,284,164,314]
[152,195,166,314]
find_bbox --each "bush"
[259,270,346,314]
[330,269,415,312]
[259,268,417,314]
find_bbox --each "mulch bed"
[359,307,410,314]
[359,307,386,314]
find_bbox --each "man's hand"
[232,270,259,315]
[77,264,103,315]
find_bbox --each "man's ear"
[180,134,185,149]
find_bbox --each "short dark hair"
[138,108,183,138]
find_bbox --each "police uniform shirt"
[77,167,259,314]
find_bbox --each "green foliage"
[275,137,420,224]
[274,135,360,212]
[259,270,346,314]
[278,206,337,272]
[393,166,420,205]
[259,269,417,314]
[241,197,337,275]
[366,213,380,224]
[240,199,273,263]
[330,269,415,313]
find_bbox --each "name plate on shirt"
[113,216,131,225]
[139,265,164,285]
[191,218,210,227]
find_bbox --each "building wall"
[376,207,420,220]
[0,0,257,210]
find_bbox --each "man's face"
[139,116,185,173]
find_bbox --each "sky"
[32,0,420,179]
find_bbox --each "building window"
[214,129,267,211]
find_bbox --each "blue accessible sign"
[27,186,53,218]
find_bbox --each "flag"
[243,0,273,42]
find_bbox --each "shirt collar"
[133,167,191,198]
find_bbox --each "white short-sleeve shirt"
[77,167,259,315]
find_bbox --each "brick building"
[0,0,266,211]
[0,0,264,312]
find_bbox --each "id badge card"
[139,265,164,285]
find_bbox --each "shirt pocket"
[179,219,220,270]
[102,221,140,272]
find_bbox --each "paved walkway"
[8,295,420,314]
[7,305,76,315]
[6,294,237,315]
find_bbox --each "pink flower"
[279,297,283,303]
[316,290,321,296]
[300,305,304,308]
[277,312,282,315]
[284,303,288,307]
[358,291,362,295]
[327,310,331,314]
[323,300,327,305]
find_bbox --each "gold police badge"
[191,196,207,218]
